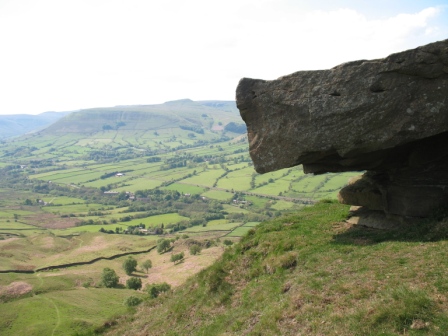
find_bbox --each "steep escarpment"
[236,39,448,223]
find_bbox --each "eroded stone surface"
[236,39,448,219]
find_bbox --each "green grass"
[245,195,269,209]
[103,201,448,335]
[118,213,189,228]
[112,178,164,192]
[216,168,253,191]
[0,232,158,270]
[182,222,241,232]
[41,203,105,215]
[0,102,369,335]
[222,204,249,214]
[290,174,329,193]
[270,200,294,211]
[182,169,226,187]
[0,288,144,336]
[319,173,356,191]
[226,222,261,237]
[251,179,290,195]
[54,223,130,234]
[0,221,38,229]
[253,169,286,185]
[161,183,205,195]
[202,190,233,201]
[41,196,86,205]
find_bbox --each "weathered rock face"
[236,39,448,220]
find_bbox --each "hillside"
[0,111,70,139]
[42,99,241,134]
[103,201,448,336]
[0,99,362,335]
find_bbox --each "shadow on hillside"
[332,218,448,245]
[130,273,148,278]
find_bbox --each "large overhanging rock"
[236,39,448,220]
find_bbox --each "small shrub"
[157,239,171,254]
[126,277,142,290]
[122,257,137,275]
[101,268,119,288]
[189,244,202,255]
[124,295,142,307]
[146,282,171,298]
[82,280,92,288]
[171,252,185,264]
[141,259,152,273]
[223,239,233,246]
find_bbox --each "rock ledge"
[236,39,448,221]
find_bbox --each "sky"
[0,0,447,115]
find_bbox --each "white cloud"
[0,1,445,114]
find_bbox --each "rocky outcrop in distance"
[236,39,448,224]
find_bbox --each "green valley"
[0,99,359,335]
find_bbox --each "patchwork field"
[0,100,360,335]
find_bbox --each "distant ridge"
[0,111,71,139]
[41,99,240,134]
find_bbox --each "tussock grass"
[104,201,448,335]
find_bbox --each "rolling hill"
[0,99,366,335]
[42,99,242,134]
[103,201,448,336]
[0,111,71,139]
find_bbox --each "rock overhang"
[236,39,448,219]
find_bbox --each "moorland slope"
[103,201,448,336]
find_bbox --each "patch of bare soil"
[0,237,19,245]
[0,281,33,299]
[40,236,55,249]
[24,213,80,229]
[137,245,224,288]
[74,236,109,254]
[212,125,224,131]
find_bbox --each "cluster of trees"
[146,157,161,163]
[100,247,198,307]
[224,122,247,134]
[179,125,204,134]
[101,121,126,130]
[101,256,152,291]
[157,238,172,253]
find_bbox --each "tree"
[126,277,142,290]
[124,295,142,307]
[170,252,185,264]
[189,244,201,255]
[123,256,138,275]
[101,268,119,288]
[157,239,171,254]
[141,259,152,273]
[223,239,233,246]
[146,282,171,298]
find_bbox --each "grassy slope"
[0,288,140,336]
[104,201,448,336]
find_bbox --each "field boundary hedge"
[0,245,156,274]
